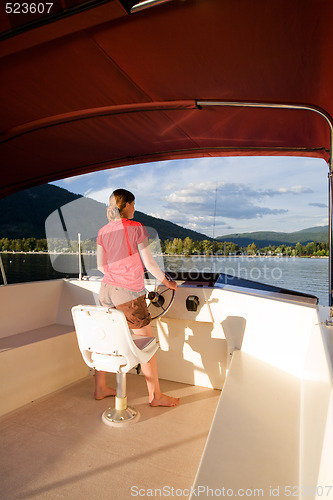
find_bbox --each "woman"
[96,188,179,407]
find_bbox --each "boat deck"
[0,373,220,500]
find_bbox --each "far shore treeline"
[0,237,329,257]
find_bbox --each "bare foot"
[94,387,116,400]
[149,394,180,407]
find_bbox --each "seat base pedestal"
[102,406,140,426]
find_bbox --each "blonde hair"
[107,189,135,221]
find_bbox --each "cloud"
[309,202,327,208]
[161,181,289,220]
[163,181,312,203]
[216,183,312,198]
[84,187,110,204]
[288,185,313,194]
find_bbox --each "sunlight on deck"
[0,374,220,499]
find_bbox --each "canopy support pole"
[329,170,333,307]
[197,100,333,307]
[78,233,82,281]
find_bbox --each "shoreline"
[0,251,328,259]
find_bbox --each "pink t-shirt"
[97,219,148,291]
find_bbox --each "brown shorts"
[98,282,151,329]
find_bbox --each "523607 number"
[285,485,332,497]
[5,3,54,14]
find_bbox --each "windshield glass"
[0,156,329,303]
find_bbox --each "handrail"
[196,100,333,164]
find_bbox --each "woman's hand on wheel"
[162,278,177,290]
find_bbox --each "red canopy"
[1,0,333,198]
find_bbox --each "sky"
[52,156,329,238]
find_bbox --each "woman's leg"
[94,370,116,400]
[132,324,180,407]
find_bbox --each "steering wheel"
[145,272,175,320]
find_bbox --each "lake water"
[164,255,329,305]
[0,253,329,306]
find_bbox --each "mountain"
[0,184,82,239]
[217,226,329,247]
[0,184,208,242]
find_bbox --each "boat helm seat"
[71,305,159,425]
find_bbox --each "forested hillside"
[0,184,208,241]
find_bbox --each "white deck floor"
[0,374,220,500]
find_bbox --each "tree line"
[0,236,329,257]
[161,238,329,256]
[0,238,96,253]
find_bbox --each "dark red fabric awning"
[1,0,333,198]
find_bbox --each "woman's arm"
[97,244,106,274]
[138,239,177,290]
